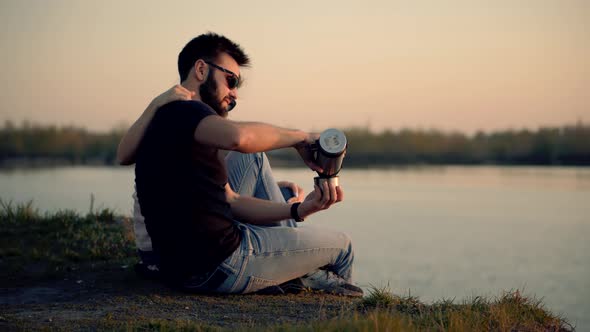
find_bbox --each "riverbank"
[0,202,574,331]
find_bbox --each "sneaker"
[254,278,308,295]
[301,270,364,297]
[278,277,308,294]
[254,285,285,295]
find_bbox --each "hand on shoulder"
[152,85,195,109]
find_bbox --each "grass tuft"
[0,199,135,278]
[356,284,573,331]
[0,199,39,224]
[360,285,424,316]
[360,284,398,309]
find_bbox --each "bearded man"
[117,33,361,296]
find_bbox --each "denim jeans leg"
[225,151,297,227]
[219,223,355,294]
[218,151,355,295]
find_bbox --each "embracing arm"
[116,85,195,165]
[116,99,161,165]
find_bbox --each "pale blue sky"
[0,0,588,133]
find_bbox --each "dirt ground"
[0,265,359,331]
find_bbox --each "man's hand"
[294,132,323,173]
[152,84,195,108]
[277,181,305,203]
[297,181,344,219]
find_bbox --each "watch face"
[319,128,347,155]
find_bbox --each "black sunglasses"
[204,61,241,89]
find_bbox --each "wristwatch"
[290,202,304,222]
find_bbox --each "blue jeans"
[185,152,355,294]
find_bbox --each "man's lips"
[224,97,236,111]
[227,99,236,111]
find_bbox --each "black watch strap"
[290,202,304,222]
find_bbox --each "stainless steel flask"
[312,128,347,188]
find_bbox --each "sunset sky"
[0,0,588,134]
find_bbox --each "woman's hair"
[177,32,250,82]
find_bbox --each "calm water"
[1,166,589,329]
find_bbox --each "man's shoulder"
[150,100,217,130]
[159,100,216,115]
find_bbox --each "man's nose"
[228,85,238,98]
[229,88,238,100]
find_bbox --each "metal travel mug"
[312,128,347,189]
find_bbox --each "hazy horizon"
[1,0,588,134]
[0,117,587,136]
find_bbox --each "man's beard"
[200,74,233,117]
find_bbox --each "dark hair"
[177,32,250,82]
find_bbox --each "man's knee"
[319,228,353,252]
[225,151,266,169]
[226,152,268,193]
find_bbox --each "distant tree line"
[1,120,589,167]
[0,121,123,166]
[270,122,590,166]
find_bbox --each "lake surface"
[1,165,589,329]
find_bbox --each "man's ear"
[194,59,208,82]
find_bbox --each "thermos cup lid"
[319,128,347,155]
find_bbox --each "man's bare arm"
[195,116,322,171]
[225,182,343,225]
[195,116,304,152]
